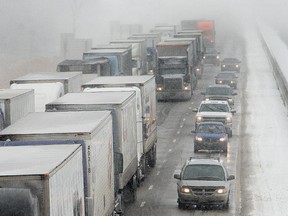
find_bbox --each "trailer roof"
[0,89,33,99]
[58,58,109,66]
[110,39,146,44]
[82,75,154,87]
[0,144,81,176]
[92,44,132,50]
[47,92,135,106]
[84,49,129,54]
[11,72,82,82]
[0,111,111,135]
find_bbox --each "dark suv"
[192,122,228,153]
[174,157,235,209]
[221,58,241,72]
[201,84,237,106]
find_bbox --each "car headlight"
[218,80,223,84]
[222,65,226,67]
[149,69,154,73]
[226,117,232,123]
[180,187,191,193]
[219,136,227,142]
[196,116,202,123]
[216,55,220,59]
[156,86,162,91]
[216,188,227,194]
[196,68,200,72]
[195,136,203,142]
[205,98,210,101]
[203,56,206,59]
[236,64,239,68]
[228,98,233,102]
[230,81,235,84]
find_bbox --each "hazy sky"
[0,0,286,58]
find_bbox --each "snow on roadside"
[244,27,288,215]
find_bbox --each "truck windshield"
[183,164,225,181]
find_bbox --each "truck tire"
[148,144,156,168]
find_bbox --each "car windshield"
[198,103,229,112]
[183,164,225,181]
[197,124,226,134]
[206,87,231,95]
[217,73,235,79]
[206,48,217,54]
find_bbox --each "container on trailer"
[0,111,116,216]
[0,144,85,216]
[0,89,34,130]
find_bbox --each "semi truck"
[0,89,35,130]
[83,48,132,76]
[45,92,139,205]
[174,31,205,78]
[128,33,161,75]
[156,41,194,100]
[150,24,177,40]
[109,39,147,76]
[180,20,216,48]
[10,72,83,112]
[0,111,121,216]
[0,144,85,216]
[82,75,157,180]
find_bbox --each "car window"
[217,73,234,79]
[183,164,225,181]
[197,124,226,133]
[199,104,229,112]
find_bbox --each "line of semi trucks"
[0,19,215,216]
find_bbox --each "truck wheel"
[148,145,156,168]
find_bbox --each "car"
[192,122,228,153]
[203,48,221,66]
[221,58,241,72]
[193,100,236,137]
[174,157,235,209]
[201,84,237,106]
[215,71,238,89]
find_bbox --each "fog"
[0,0,287,87]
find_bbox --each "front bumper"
[178,193,228,206]
[194,141,227,151]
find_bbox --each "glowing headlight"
[149,69,154,73]
[205,98,210,101]
[222,65,226,67]
[196,116,202,123]
[216,55,220,59]
[236,65,239,68]
[228,98,233,103]
[196,68,200,72]
[219,136,227,142]
[230,81,235,83]
[180,187,191,193]
[218,80,223,84]
[156,87,162,91]
[226,117,232,123]
[216,188,227,194]
[203,56,206,59]
[195,136,203,142]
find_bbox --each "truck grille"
[202,117,226,124]
[164,78,182,90]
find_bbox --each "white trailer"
[10,72,82,93]
[10,72,82,112]
[0,111,116,216]
[45,91,138,205]
[110,39,148,76]
[0,89,35,130]
[82,75,157,170]
[0,144,85,216]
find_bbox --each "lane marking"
[157,171,160,175]
[169,149,172,152]
[177,131,180,134]
[148,185,154,190]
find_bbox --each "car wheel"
[223,198,229,210]
[178,202,185,209]
[223,145,227,153]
